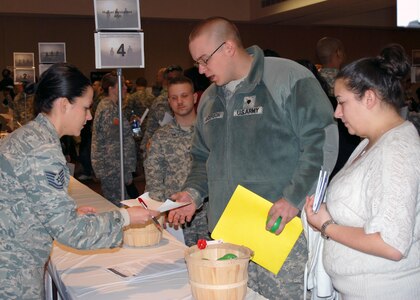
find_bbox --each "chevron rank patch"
[44,169,65,190]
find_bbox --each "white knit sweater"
[324,121,420,299]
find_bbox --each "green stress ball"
[217,253,238,260]
[266,216,282,233]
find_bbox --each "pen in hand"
[137,197,163,232]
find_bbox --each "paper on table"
[120,192,191,213]
[211,185,303,275]
[107,257,187,280]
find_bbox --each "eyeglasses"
[194,42,226,68]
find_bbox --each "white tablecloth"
[47,178,267,300]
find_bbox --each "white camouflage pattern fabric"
[0,113,125,299]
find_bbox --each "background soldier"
[91,72,138,205]
[144,76,210,246]
[140,65,183,157]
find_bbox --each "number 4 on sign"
[117,44,126,56]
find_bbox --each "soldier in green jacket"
[168,17,338,299]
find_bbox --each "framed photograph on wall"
[13,52,34,68]
[412,50,420,66]
[38,42,66,64]
[14,68,36,85]
[94,32,144,69]
[94,0,141,31]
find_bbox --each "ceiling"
[252,0,397,28]
[0,0,400,29]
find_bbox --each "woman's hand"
[126,206,160,225]
[304,195,332,231]
[77,206,97,215]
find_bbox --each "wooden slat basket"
[185,242,253,300]
[123,214,164,247]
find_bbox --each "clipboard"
[211,185,303,274]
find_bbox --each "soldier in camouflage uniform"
[0,64,157,300]
[91,72,137,206]
[316,36,346,97]
[140,65,183,157]
[144,76,210,246]
[9,83,34,129]
[124,77,155,117]
[123,77,156,174]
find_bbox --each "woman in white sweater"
[305,44,420,299]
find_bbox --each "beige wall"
[1,15,419,85]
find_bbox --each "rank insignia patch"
[44,169,65,190]
[243,96,256,108]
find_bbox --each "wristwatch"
[321,219,336,240]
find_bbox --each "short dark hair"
[164,65,183,80]
[135,76,148,87]
[316,37,344,65]
[34,63,90,115]
[168,75,194,92]
[2,68,11,78]
[101,72,118,95]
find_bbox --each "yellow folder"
[211,185,303,274]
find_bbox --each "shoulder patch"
[44,169,65,190]
[146,139,152,153]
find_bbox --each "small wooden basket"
[123,214,164,247]
[184,242,253,300]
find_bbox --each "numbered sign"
[94,32,144,69]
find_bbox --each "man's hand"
[167,191,197,226]
[266,198,299,235]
